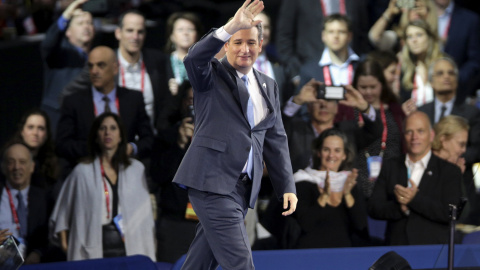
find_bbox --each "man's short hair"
[322,13,352,32]
[427,56,459,82]
[118,10,145,29]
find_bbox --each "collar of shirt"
[92,86,117,106]
[405,150,432,172]
[319,47,359,68]
[434,96,455,118]
[118,50,143,72]
[5,181,30,207]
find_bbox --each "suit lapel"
[417,154,436,191]
[221,57,250,124]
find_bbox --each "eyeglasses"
[433,70,456,77]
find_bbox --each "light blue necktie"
[241,75,255,178]
[16,192,28,238]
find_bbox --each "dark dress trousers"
[368,154,462,245]
[172,29,296,270]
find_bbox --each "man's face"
[225,27,263,74]
[2,144,34,190]
[88,48,118,91]
[404,113,434,161]
[66,12,94,47]
[322,20,351,53]
[115,13,146,55]
[431,60,457,95]
[308,99,338,125]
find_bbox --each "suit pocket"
[195,136,227,152]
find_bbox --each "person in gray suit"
[417,57,480,164]
[172,0,298,269]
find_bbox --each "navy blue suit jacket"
[173,30,296,208]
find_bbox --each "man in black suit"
[368,111,462,245]
[62,10,173,133]
[40,0,95,132]
[0,143,50,264]
[56,46,153,166]
[418,57,480,164]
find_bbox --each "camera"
[396,0,415,9]
[187,105,195,123]
[317,85,345,100]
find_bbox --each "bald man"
[368,111,462,245]
[40,0,95,132]
[56,46,153,168]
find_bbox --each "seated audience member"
[368,111,462,245]
[63,10,173,133]
[253,12,292,105]
[433,0,480,102]
[399,19,443,109]
[5,109,59,189]
[297,14,360,90]
[164,12,202,97]
[56,46,153,168]
[366,50,399,96]
[335,60,405,198]
[418,57,480,165]
[150,81,197,263]
[40,0,94,132]
[369,0,437,51]
[293,128,367,248]
[283,81,380,173]
[431,115,475,224]
[0,143,51,264]
[50,113,156,261]
[276,0,369,80]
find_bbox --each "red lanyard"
[93,96,120,116]
[320,0,346,16]
[323,64,353,86]
[442,16,452,40]
[120,61,145,93]
[100,161,111,220]
[5,186,22,234]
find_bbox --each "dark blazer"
[173,29,296,208]
[418,101,480,164]
[368,154,462,245]
[276,0,370,78]
[444,5,480,102]
[62,48,174,132]
[0,183,50,257]
[56,87,154,164]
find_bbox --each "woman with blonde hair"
[399,19,443,111]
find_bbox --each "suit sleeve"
[41,20,69,68]
[60,64,90,106]
[183,30,224,93]
[56,95,88,162]
[368,159,405,221]
[263,81,296,198]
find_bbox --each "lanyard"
[320,0,346,16]
[442,16,452,40]
[323,64,353,86]
[100,161,111,220]
[361,103,388,155]
[93,96,120,116]
[5,186,22,234]
[120,61,145,93]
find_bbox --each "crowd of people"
[1,0,480,266]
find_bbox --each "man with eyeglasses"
[418,57,480,164]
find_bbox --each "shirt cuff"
[129,142,138,156]
[282,97,302,117]
[214,27,232,42]
[57,15,69,31]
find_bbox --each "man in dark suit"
[172,1,297,269]
[368,111,462,245]
[434,0,480,102]
[40,0,95,132]
[0,143,50,264]
[276,0,369,80]
[56,46,153,166]
[418,57,480,164]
